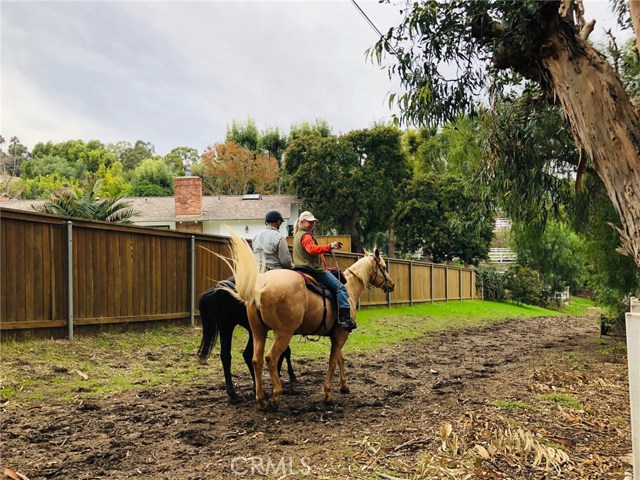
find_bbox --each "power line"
[351,0,385,39]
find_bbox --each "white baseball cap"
[298,211,319,222]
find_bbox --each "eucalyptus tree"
[374,0,640,269]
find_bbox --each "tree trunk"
[540,33,640,269]
[631,0,640,54]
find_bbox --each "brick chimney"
[174,176,202,216]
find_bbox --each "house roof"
[0,194,302,223]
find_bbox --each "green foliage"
[285,125,410,253]
[119,140,155,172]
[393,174,494,264]
[572,174,640,323]
[413,115,488,178]
[0,136,29,177]
[20,155,78,179]
[21,174,81,200]
[538,393,585,411]
[510,220,587,293]
[503,265,545,306]
[485,98,577,228]
[30,139,116,174]
[226,118,259,151]
[477,267,505,302]
[288,119,332,141]
[258,126,288,164]
[285,133,366,246]
[163,146,198,176]
[131,158,174,197]
[36,181,137,223]
[95,161,132,198]
[345,124,411,243]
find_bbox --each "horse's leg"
[218,322,240,403]
[276,346,296,383]
[248,310,269,410]
[324,334,348,404]
[242,329,255,385]
[284,346,297,383]
[337,352,349,394]
[265,330,294,409]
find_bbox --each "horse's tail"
[217,230,266,310]
[197,288,219,364]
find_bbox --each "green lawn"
[0,298,596,406]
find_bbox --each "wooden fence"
[0,208,476,337]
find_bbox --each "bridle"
[345,254,391,293]
[369,255,391,293]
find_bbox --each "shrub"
[503,265,545,306]
[477,267,505,302]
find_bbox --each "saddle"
[293,266,345,299]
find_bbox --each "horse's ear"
[374,247,380,258]
[364,248,371,256]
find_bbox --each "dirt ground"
[1,313,632,480]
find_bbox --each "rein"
[345,255,390,292]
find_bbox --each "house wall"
[136,221,176,230]
[202,220,287,239]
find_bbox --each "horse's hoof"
[323,396,334,405]
[257,400,268,411]
[289,375,297,384]
[228,395,242,405]
[340,386,350,394]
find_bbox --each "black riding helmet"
[265,210,284,224]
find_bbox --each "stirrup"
[339,318,357,332]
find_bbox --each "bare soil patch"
[1,314,631,479]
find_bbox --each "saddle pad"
[295,271,333,299]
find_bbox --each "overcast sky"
[1,0,631,156]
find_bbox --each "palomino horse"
[221,231,395,410]
[197,282,296,403]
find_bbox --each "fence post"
[471,270,474,300]
[386,260,391,307]
[430,264,434,303]
[445,266,449,301]
[409,261,413,306]
[66,221,74,340]
[189,235,196,326]
[626,297,640,480]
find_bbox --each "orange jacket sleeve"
[301,233,331,255]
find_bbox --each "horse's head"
[365,248,395,293]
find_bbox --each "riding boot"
[338,308,357,332]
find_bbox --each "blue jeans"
[310,270,350,311]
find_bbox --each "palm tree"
[37,181,138,223]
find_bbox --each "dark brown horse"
[220,231,394,410]
[197,280,296,403]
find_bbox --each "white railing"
[495,217,512,230]
[488,247,517,263]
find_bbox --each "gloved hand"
[330,241,343,250]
